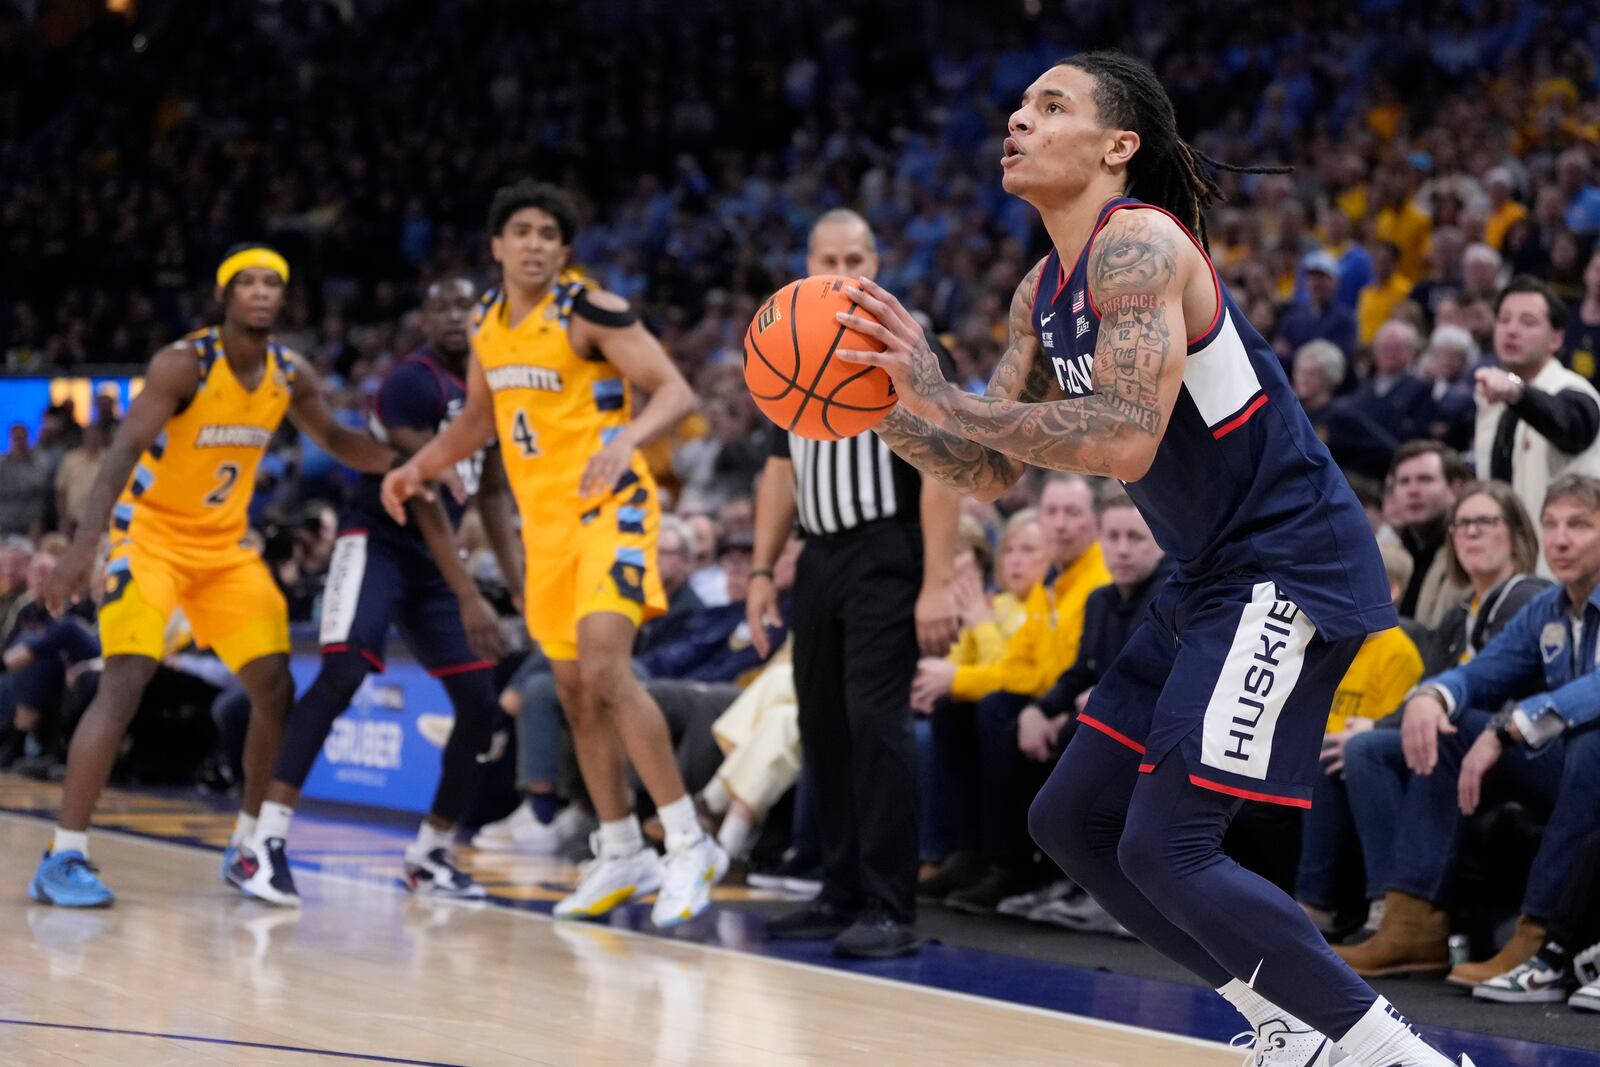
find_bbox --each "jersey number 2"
[511,410,540,457]
[205,462,240,506]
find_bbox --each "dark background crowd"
[5,0,1600,1018]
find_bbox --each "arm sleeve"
[376,361,446,432]
[1508,387,1600,454]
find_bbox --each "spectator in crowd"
[1317,203,1373,310]
[1461,244,1507,306]
[1387,441,1471,628]
[1339,474,1600,986]
[941,511,1040,677]
[1350,321,1435,445]
[1420,324,1479,452]
[1556,148,1600,237]
[52,421,107,539]
[684,511,728,608]
[0,425,50,539]
[1357,242,1415,348]
[1409,227,1467,329]
[1567,250,1600,388]
[1275,251,1357,362]
[1296,541,1424,939]
[1473,278,1600,556]
[1482,169,1528,252]
[1293,341,1397,481]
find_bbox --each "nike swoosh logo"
[1041,313,1056,325]
[1248,958,1263,987]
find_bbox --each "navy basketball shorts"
[1077,571,1364,809]
[317,522,487,678]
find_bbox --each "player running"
[383,182,728,926]
[31,245,396,908]
[842,51,1473,1067]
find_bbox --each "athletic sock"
[254,801,294,848]
[700,777,730,815]
[657,796,703,853]
[717,809,754,860]
[1338,997,1453,1067]
[231,813,258,848]
[415,821,454,856]
[529,792,559,825]
[51,827,88,858]
[598,815,644,860]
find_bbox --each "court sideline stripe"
[0,1017,467,1066]
[0,810,1231,1056]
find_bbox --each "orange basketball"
[743,274,896,441]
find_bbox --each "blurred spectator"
[1350,321,1435,445]
[53,420,108,538]
[1294,341,1397,481]
[1358,242,1415,347]
[1565,250,1600,387]
[1419,324,1479,451]
[1275,251,1357,362]
[1388,441,1471,628]
[1556,148,1600,237]
[0,425,49,539]
[1473,278,1600,556]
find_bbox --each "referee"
[747,209,961,959]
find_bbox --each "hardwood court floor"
[0,809,1242,1067]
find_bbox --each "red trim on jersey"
[1137,762,1156,774]
[1188,774,1313,809]
[1082,203,1223,347]
[429,660,495,678]
[360,649,385,672]
[322,643,349,654]
[1211,394,1269,439]
[1078,713,1147,755]
[340,528,368,538]
[1052,257,1069,304]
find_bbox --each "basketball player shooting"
[839,52,1473,1067]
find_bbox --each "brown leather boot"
[1446,915,1547,987]
[1334,891,1450,976]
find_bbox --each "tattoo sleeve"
[921,213,1184,479]
[874,259,1049,498]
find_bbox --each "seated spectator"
[1295,541,1423,938]
[683,510,728,607]
[1338,474,1600,986]
[1340,482,1548,942]
[1388,441,1471,628]
[944,509,1044,674]
[1275,252,1357,362]
[1293,340,1397,481]
[0,424,49,539]
[53,421,107,539]
[1567,249,1600,388]
[1419,324,1479,451]
[1473,827,1600,1010]
[1473,278,1600,559]
[1349,320,1435,445]
[1409,227,1467,330]
[1356,241,1414,347]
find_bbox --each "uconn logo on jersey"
[1051,353,1095,396]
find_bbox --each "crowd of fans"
[5,0,1600,1009]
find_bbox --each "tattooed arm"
[845,212,1193,482]
[871,259,1051,501]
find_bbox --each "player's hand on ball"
[382,462,429,525]
[836,277,952,419]
[579,437,633,499]
[459,593,507,662]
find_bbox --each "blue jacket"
[1425,583,1600,738]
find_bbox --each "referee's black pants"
[791,521,922,924]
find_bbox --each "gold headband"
[216,248,290,289]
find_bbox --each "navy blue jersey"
[347,348,482,535]
[1034,197,1393,640]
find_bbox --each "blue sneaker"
[29,850,114,908]
[221,843,239,887]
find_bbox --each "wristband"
[750,569,774,581]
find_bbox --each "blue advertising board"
[290,654,454,814]
[0,375,144,437]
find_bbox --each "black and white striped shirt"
[772,431,921,537]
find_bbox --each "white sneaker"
[997,878,1077,918]
[230,838,301,908]
[1472,956,1572,1003]
[1229,1017,1347,1066]
[404,845,487,900]
[553,844,662,920]
[651,835,728,928]
[1570,976,1600,1013]
[471,802,562,855]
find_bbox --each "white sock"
[254,801,294,847]
[657,795,704,852]
[231,813,257,848]
[717,808,755,859]
[1217,978,1281,1029]
[598,815,644,859]
[415,821,454,855]
[1338,997,1452,1067]
[700,777,730,815]
[51,827,88,857]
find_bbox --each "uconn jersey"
[1041,198,1395,806]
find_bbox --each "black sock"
[1536,939,1572,975]
[531,792,559,824]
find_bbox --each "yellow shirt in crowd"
[947,591,1030,670]
[1484,201,1528,251]
[951,543,1111,702]
[1374,202,1432,282]
[1326,626,1424,733]
[1357,273,1415,346]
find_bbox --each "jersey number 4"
[205,462,240,506]
[511,410,541,458]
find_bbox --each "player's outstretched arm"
[384,353,497,522]
[474,445,525,609]
[576,289,697,498]
[284,354,397,474]
[43,344,200,613]
[844,213,1191,482]
[870,261,1048,502]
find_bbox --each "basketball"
[743,274,896,441]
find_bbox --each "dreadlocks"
[1057,50,1289,248]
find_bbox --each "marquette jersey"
[1035,197,1393,640]
[471,277,655,540]
[113,328,294,560]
